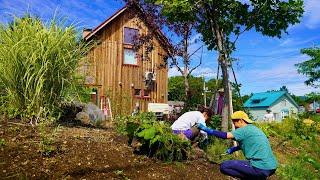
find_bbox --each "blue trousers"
[220,160,276,180]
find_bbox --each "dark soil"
[0,119,226,180]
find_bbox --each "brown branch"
[189,46,203,75]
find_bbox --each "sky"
[0,0,319,96]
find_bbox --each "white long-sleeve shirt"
[171,111,206,130]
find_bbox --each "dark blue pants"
[220,160,276,180]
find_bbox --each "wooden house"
[81,4,172,115]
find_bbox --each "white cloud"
[279,36,320,47]
[304,0,320,29]
[168,67,181,77]
[238,54,316,95]
[191,67,217,78]
[169,66,217,79]
[286,82,318,96]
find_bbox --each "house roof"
[244,91,299,108]
[84,4,173,52]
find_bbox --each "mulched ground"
[0,119,227,180]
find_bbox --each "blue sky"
[0,0,319,96]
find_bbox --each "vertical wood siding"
[84,10,168,115]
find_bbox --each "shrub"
[117,112,191,161]
[207,115,222,129]
[0,15,91,122]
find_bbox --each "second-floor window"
[124,27,139,45]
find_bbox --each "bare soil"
[0,119,226,180]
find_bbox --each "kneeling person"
[171,106,212,141]
[198,111,277,179]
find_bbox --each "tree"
[125,1,204,109]
[296,47,320,88]
[305,92,320,103]
[149,0,304,131]
[168,76,205,108]
[280,85,289,92]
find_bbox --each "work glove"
[197,123,207,131]
[197,123,227,139]
[226,146,240,154]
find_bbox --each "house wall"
[249,96,298,122]
[84,10,168,115]
[270,97,298,121]
[249,109,267,121]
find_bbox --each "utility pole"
[203,75,207,107]
[202,73,211,107]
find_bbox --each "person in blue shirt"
[198,111,277,180]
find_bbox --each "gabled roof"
[244,91,299,108]
[84,4,173,52]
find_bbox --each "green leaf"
[137,127,156,140]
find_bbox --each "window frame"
[142,89,151,98]
[123,47,139,66]
[134,89,142,97]
[123,27,139,45]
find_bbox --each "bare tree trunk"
[213,23,232,131]
[220,55,230,131]
[183,28,191,109]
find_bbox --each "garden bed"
[0,119,225,179]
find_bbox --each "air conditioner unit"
[145,71,156,81]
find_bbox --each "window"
[124,48,138,65]
[124,27,139,45]
[134,89,141,97]
[143,89,151,98]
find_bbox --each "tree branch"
[189,46,203,75]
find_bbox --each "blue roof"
[244,91,297,108]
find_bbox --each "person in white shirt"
[263,110,275,122]
[171,105,213,140]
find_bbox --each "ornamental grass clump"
[0,15,91,122]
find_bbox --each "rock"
[75,103,106,126]
[84,103,106,122]
[76,112,90,125]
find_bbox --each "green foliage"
[277,156,320,180]
[293,118,317,140]
[205,138,244,164]
[168,76,204,109]
[256,117,318,140]
[296,47,320,87]
[0,15,91,121]
[0,138,5,147]
[207,115,222,130]
[152,0,303,52]
[38,122,59,156]
[116,112,191,161]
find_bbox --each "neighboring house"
[80,4,172,114]
[244,91,299,121]
[307,101,320,112]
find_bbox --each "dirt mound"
[0,120,226,179]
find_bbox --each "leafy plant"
[38,122,59,156]
[119,112,191,161]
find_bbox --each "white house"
[244,91,299,121]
